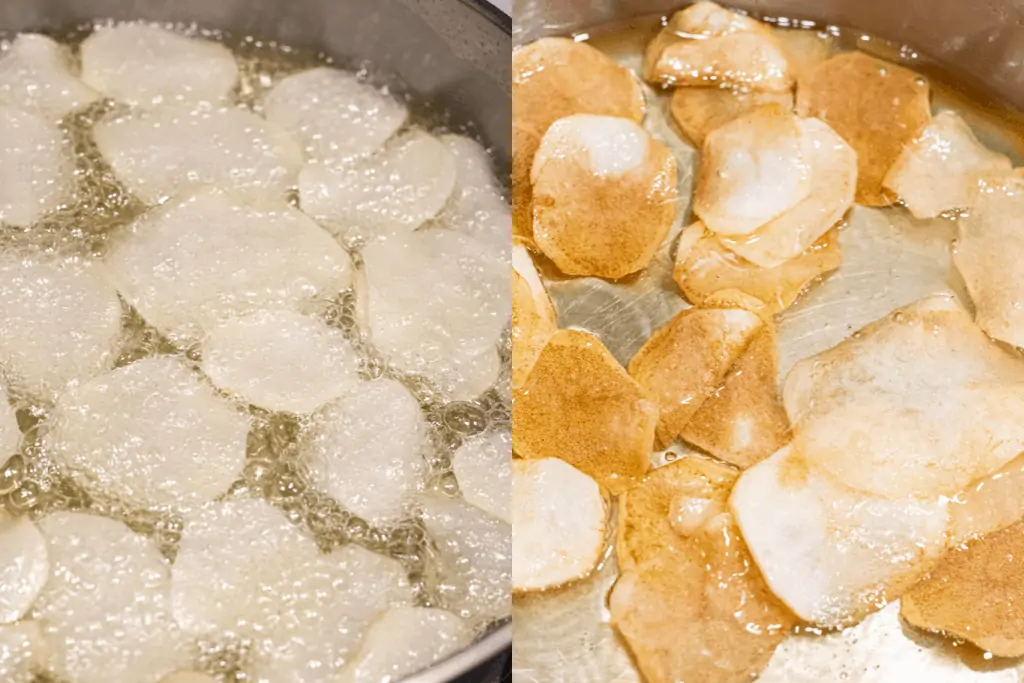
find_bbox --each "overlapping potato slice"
[718,117,856,268]
[669,87,793,146]
[643,1,792,92]
[0,105,74,227]
[513,329,658,494]
[883,111,1011,219]
[953,172,1024,348]
[512,458,607,593]
[731,445,950,627]
[0,515,48,623]
[950,451,1024,544]
[511,243,556,391]
[674,222,841,314]
[611,457,796,683]
[513,37,645,245]
[530,114,678,279]
[796,51,931,206]
[0,34,98,120]
[901,520,1024,657]
[0,621,46,683]
[771,27,836,84]
[694,105,812,237]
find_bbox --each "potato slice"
[627,306,763,448]
[0,621,47,683]
[901,520,1024,657]
[883,111,1011,219]
[953,173,1024,348]
[643,1,792,92]
[512,458,607,593]
[796,51,931,206]
[950,451,1024,544]
[0,516,48,623]
[718,117,856,268]
[530,114,678,279]
[670,88,793,146]
[694,105,812,237]
[160,675,215,683]
[0,34,98,120]
[452,429,511,523]
[674,222,841,314]
[512,124,542,249]
[771,27,836,84]
[512,243,556,391]
[0,105,74,227]
[513,329,658,494]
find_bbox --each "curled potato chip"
[674,222,841,314]
[512,244,556,391]
[530,114,678,279]
[796,51,931,206]
[643,1,792,92]
[670,87,793,146]
[512,329,658,494]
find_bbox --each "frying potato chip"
[670,88,794,146]
[512,124,542,250]
[796,51,931,206]
[512,244,557,391]
[951,451,1024,544]
[771,27,836,83]
[513,329,658,494]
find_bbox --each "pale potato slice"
[0,387,18,457]
[883,111,1011,219]
[950,451,1024,544]
[263,67,407,166]
[160,674,216,683]
[784,295,1024,499]
[902,520,1024,657]
[33,512,190,683]
[694,105,812,237]
[0,516,48,623]
[107,189,351,348]
[719,117,856,268]
[530,114,678,279]
[0,105,74,227]
[627,306,763,447]
[81,23,238,107]
[674,222,841,314]
[439,134,510,253]
[512,458,607,593]
[643,1,792,92]
[730,445,950,627]
[93,104,302,205]
[511,243,556,391]
[202,309,360,414]
[298,129,456,239]
[0,621,46,683]
[512,329,658,494]
[771,27,836,84]
[669,87,793,145]
[953,173,1024,348]
[0,34,98,120]
[796,51,931,206]
[452,429,511,523]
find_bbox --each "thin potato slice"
[530,114,678,279]
[0,516,49,623]
[643,1,792,92]
[513,329,658,494]
[771,27,836,84]
[950,451,1024,544]
[902,520,1024,657]
[719,117,856,268]
[670,87,793,146]
[512,124,542,249]
[511,243,556,391]
[694,105,812,237]
[0,34,98,120]
[883,111,1010,219]
[512,458,607,593]
[796,51,931,206]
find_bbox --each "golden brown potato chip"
[771,27,836,84]
[513,329,658,494]
[512,244,557,391]
[674,222,841,314]
[951,451,1024,545]
[796,51,931,206]
[643,1,792,92]
[902,520,1024,657]
[669,88,794,146]
[530,114,679,279]
[512,123,542,250]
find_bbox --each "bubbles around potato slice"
[299,130,456,240]
[263,67,407,166]
[0,34,98,120]
[512,458,607,594]
[694,105,812,237]
[643,1,792,92]
[530,114,678,279]
[303,379,427,525]
[669,87,793,146]
[81,23,238,107]
[796,51,931,207]
[718,117,856,268]
[44,356,249,513]
[202,309,360,414]
[0,620,46,683]
[106,189,351,348]
[0,105,74,227]
[453,429,511,523]
[0,516,48,623]
[674,222,842,314]
[0,255,122,401]
[32,512,190,683]
[93,104,302,205]
[513,329,658,494]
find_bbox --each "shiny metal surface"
[0,1,511,681]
